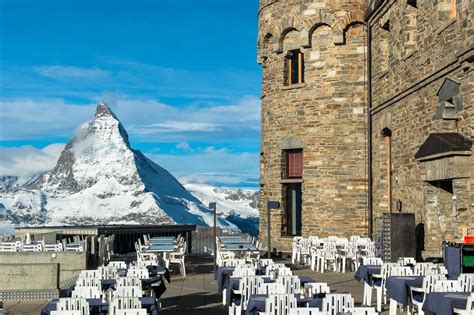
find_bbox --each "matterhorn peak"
[94,102,119,120]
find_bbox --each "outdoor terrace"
[3,255,392,314]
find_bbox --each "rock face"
[0,103,236,229]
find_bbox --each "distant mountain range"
[0,103,259,235]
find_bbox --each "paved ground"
[3,256,397,314]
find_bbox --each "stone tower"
[257,0,369,251]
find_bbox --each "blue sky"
[0,0,261,188]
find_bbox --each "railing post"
[209,202,217,272]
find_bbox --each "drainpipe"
[367,21,373,239]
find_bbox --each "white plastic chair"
[321,293,354,315]
[127,268,149,279]
[51,311,82,315]
[288,308,324,315]
[453,292,474,315]
[372,263,398,312]
[109,297,141,315]
[117,277,142,290]
[458,274,474,292]
[113,286,143,298]
[169,242,186,277]
[304,282,330,294]
[71,286,102,299]
[229,276,262,314]
[79,270,101,279]
[55,298,89,315]
[115,310,147,315]
[318,242,337,273]
[433,279,463,292]
[409,274,446,315]
[398,257,416,266]
[291,237,303,265]
[344,307,378,315]
[259,294,297,315]
[109,261,127,269]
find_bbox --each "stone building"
[366,0,473,257]
[257,0,369,251]
[257,0,473,256]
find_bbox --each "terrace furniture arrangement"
[291,236,376,273]
[135,234,187,278]
[40,234,178,315]
[216,254,379,315]
[0,233,86,252]
[354,256,474,315]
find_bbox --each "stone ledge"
[437,18,456,35]
[280,178,304,184]
[281,83,306,90]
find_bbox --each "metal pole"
[267,204,271,259]
[209,202,217,272]
[266,201,280,259]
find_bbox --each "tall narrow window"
[382,128,392,213]
[286,183,302,236]
[286,149,303,178]
[286,50,304,85]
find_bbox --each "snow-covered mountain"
[184,183,259,236]
[0,103,237,230]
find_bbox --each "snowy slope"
[0,103,237,230]
[183,182,259,236]
[183,182,258,218]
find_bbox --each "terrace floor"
[3,256,398,314]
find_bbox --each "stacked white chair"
[51,311,82,315]
[453,292,474,315]
[398,257,416,266]
[409,274,446,315]
[117,277,142,290]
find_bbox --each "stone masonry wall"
[257,0,369,251]
[369,0,473,257]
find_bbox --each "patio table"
[385,275,423,307]
[221,243,257,251]
[41,296,159,315]
[149,236,176,241]
[145,245,177,252]
[245,293,323,315]
[354,265,381,284]
[148,239,177,245]
[422,292,470,315]
[219,237,249,244]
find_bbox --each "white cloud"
[146,149,259,188]
[0,99,94,141]
[0,95,261,143]
[34,65,110,80]
[175,141,192,152]
[0,144,65,177]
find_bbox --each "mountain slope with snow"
[183,182,259,236]
[0,103,236,230]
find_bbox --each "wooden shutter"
[287,150,303,178]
